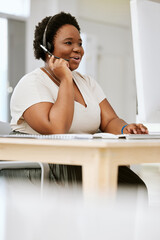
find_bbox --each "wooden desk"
[0,137,160,195]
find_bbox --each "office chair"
[0,121,49,192]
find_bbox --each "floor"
[0,165,160,240]
[131,123,160,207]
[139,164,160,207]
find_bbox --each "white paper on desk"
[92,133,126,139]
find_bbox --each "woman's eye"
[65,41,72,45]
[79,42,82,46]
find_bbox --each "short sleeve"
[83,74,106,104]
[10,69,57,124]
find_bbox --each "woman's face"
[52,24,84,71]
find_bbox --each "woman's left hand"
[123,123,148,134]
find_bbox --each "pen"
[40,44,69,61]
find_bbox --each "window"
[0,18,8,121]
[0,0,29,121]
[0,0,30,18]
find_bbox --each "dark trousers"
[0,163,146,190]
[49,164,147,188]
[49,164,148,202]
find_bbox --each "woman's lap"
[49,164,147,189]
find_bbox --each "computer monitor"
[130,0,160,123]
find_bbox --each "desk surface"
[1,137,160,195]
[1,137,160,147]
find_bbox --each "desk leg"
[82,159,118,197]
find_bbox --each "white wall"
[79,18,136,122]
[78,0,131,27]
[78,0,136,122]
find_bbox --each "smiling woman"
[10,12,148,189]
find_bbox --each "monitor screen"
[130,0,160,123]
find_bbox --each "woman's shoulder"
[21,68,43,81]
[72,71,94,84]
[16,68,45,87]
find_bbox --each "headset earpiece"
[47,42,52,51]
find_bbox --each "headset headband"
[42,16,53,50]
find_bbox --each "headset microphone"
[40,44,69,61]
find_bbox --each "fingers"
[125,123,148,134]
[47,55,71,81]
[137,124,148,134]
[48,55,69,69]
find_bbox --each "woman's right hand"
[23,55,75,134]
[48,56,72,82]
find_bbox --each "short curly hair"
[33,12,81,61]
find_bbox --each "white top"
[10,68,106,134]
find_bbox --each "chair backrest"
[0,121,11,134]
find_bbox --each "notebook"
[0,133,93,140]
[1,132,160,140]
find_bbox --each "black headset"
[42,16,54,51]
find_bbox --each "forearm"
[103,117,127,134]
[49,79,74,133]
